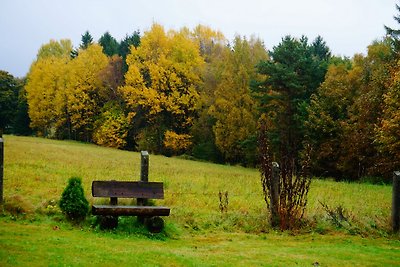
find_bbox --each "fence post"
[0,136,3,203]
[393,171,400,233]
[270,162,280,227]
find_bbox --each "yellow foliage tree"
[208,36,268,163]
[93,104,132,149]
[25,39,72,137]
[376,58,400,167]
[163,130,192,154]
[120,23,204,152]
[306,61,363,177]
[66,44,108,141]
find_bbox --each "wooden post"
[0,136,3,203]
[137,151,149,214]
[140,151,149,183]
[393,171,400,233]
[270,162,280,227]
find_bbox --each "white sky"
[0,0,396,77]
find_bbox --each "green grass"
[0,135,399,266]
[1,218,399,266]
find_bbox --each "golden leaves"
[26,42,109,137]
[120,23,204,130]
[163,130,192,152]
[66,44,109,131]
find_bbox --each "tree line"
[1,8,400,182]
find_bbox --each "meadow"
[0,135,399,266]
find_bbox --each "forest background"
[1,16,400,183]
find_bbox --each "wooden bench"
[91,151,170,232]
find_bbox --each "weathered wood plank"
[92,205,170,216]
[92,181,164,199]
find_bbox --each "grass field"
[0,135,399,266]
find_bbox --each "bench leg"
[145,216,164,233]
[98,215,118,230]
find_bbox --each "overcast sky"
[0,0,396,78]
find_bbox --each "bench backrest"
[92,181,164,199]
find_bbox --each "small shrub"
[59,177,89,222]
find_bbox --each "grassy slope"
[1,135,399,266]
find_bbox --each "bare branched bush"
[259,121,312,230]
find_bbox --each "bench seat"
[92,204,171,216]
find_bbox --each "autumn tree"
[305,38,396,181]
[376,59,400,172]
[25,39,72,137]
[343,41,394,179]
[37,39,74,60]
[208,36,268,164]
[374,5,400,174]
[99,55,125,101]
[191,25,226,63]
[120,23,204,154]
[66,44,109,141]
[190,25,227,162]
[305,59,362,178]
[93,102,132,148]
[93,55,129,148]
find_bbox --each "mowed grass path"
[1,135,399,266]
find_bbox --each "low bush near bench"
[59,177,89,222]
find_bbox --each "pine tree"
[70,31,94,58]
[99,31,119,56]
[119,31,141,73]
[254,35,330,162]
[80,31,93,50]
[385,3,400,54]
